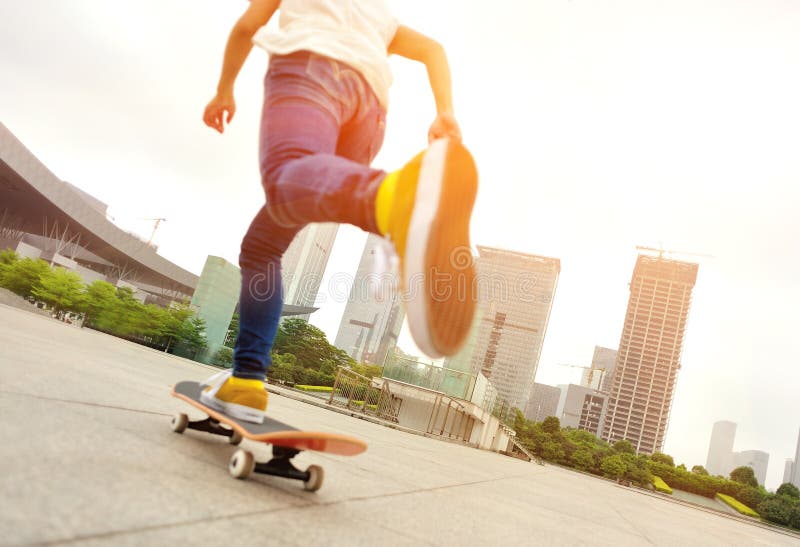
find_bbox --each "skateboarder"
[200,0,478,423]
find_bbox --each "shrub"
[651,452,674,466]
[776,483,800,499]
[716,493,759,518]
[729,466,758,488]
[211,346,233,367]
[758,495,800,528]
[653,476,673,495]
[294,385,334,392]
[735,485,766,509]
[600,455,626,480]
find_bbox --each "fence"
[328,367,401,423]
[382,355,476,400]
[426,395,476,443]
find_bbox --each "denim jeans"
[233,51,387,380]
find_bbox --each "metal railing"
[509,437,543,464]
[383,356,476,400]
[426,395,476,443]
[328,367,401,423]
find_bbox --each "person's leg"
[233,52,389,383]
[257,52,479,361]
[260,52,388,234]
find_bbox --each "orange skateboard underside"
[171,382,367,457]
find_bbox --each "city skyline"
[3,0,800,489]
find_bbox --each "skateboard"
[170,381,367,492]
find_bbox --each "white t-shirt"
[253,0,399,107]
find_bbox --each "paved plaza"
[1,304,797,546]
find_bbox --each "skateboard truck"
[171,414,243,445]
[229,446,324,491]
[171,413,324,491]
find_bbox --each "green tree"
[107,286,146,336]
[613,440,635,454]
[571,448,595,472]
[269,352,300,383]
[757,496,795,526]
[80,281,118,328]
[176,316,208,357]
[650,452,674,466]
[225,313,239,347]
[0,248,19,273]
[135,304,169,340]
[541,440,565,463]
[351,363,383,379]
[601,455,627,480]
[730,466,758,488]
[777,483,800,499]
[564,428,601,447]
[541,416,561,435]
[161,303,194,352]
[790,502,800,530]
[691,465,709,475]
[273,318,354,370]
[31,267,85,316]
[211,346,234,368]
[736,485,766,510]
[625,456,653,486]
[0,257,50,297]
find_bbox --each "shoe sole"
[404,139,478,357]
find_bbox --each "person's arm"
[388,25,461,142]
[203,0,281,134]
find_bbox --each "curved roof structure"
[0,123,197,295]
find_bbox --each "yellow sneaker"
[200,370,268,424]
[377,138,478,357]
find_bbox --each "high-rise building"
[792,427,800,488]
[525,383,561,422]
[281,223,338,320]
[450,246,559,411]
[556,384,607,436]
[706,421,737,477]
[601,254,699,454]
[190,256,241,364]
[733,450,770,486]
[783,459,794,486]
[335,234,404,365]
[580,346,618,392]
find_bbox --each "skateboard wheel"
[229,449,254,479]
[171,413,188,433]
[303,465,324,492]
[228,431,243,445]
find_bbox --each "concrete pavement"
[1,304,797,546]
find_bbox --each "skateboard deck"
[170,380,367,491]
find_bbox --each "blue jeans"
[233,51,387,380]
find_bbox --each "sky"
[2,0,799,489]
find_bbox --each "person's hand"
[203,92,236,134]
[428,112,462,143]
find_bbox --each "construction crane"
[146,218,166,245]
[636,245,713,261]
[105,214,167,246]
[558,363,606,391]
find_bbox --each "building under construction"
[601,254,699,454]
